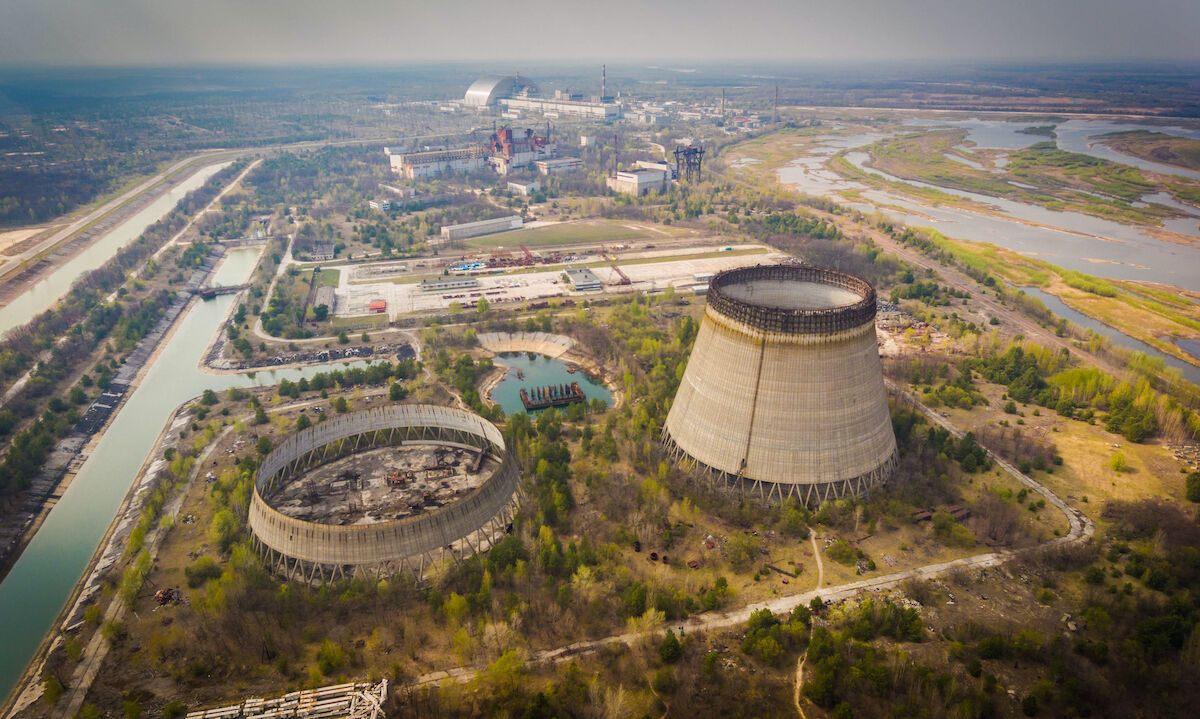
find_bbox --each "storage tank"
[663,264,897,505]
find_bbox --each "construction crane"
[519,244,535,266]
[601,245,631,286]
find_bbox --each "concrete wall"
[476,331,574,358]
[248,405,520,581]
[665,304,896,500]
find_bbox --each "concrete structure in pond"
[248,405,521,582]
[663,264,897,505]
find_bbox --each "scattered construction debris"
[185,680,387,719]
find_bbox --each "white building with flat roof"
[440,215,523,243]
[536,157,583,175]
[564,268,603,292]
[501,96,621,120]
[507,180,541,196]
[391,146,488,180]
[606,167,671,197]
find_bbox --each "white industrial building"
[463,75,621,120]
[502,96,621,120]
[536,157,583,175]
[606,167,671,196]
[507,180,541,196]
[464,76,539,108]
[440,215,523,242]
[564,268,603,292]
[637,160,676,178]
[419,277,481,292]
[390,146,488,180]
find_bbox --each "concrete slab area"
[331,244,787,319]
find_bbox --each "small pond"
[489,352,612,415]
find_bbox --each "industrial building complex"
[386,145,488,180]
[247,405,522,583]
[462,73,621,120]
[386,124,561,179]
[663,265,898,505]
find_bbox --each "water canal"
[0,161,233,336]
[0,246,377,700]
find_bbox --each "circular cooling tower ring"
[664,264,898,506]
[248,405,521,583]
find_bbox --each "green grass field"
[329,313,391,330]
[312,267,341,287]
[466,221,684,249]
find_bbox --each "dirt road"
[402,389,1093,700]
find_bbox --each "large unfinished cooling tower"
[248,405,521,583]
[663,264,897,505]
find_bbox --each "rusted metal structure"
[673,144,705,183]
[520,382,586,410]
[248,405,521,583]
[663,264,897,506]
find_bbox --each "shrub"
[826,540,860,566]
[208,508,239,552]
[1186,472,1200,503]
[933,512,975,547]
[185,556,223,588]
[659,629,682,664]
[726,533,762,570]
[317,640,348,676]
[163,702,189,719]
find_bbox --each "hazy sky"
[1,0,1198,66]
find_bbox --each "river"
[0,246,377,700]
[1020,287,1200,386]
[777,120,1200,291]
[0,161,232,336]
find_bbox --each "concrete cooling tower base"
[662,431,897,505]
[664,264,898,507]
[248,405,521,584]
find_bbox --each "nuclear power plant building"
[664,265,898,505]
[463,74,621,119]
